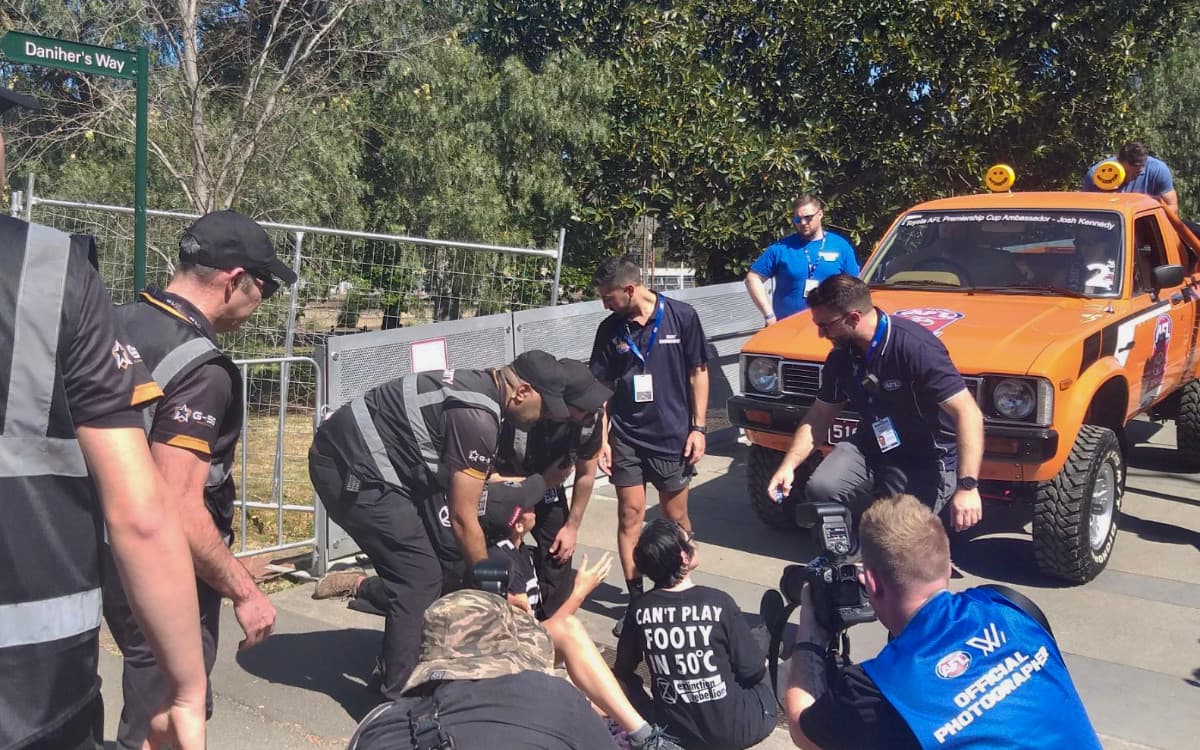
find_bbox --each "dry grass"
[230,409,319,557]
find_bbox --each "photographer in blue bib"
[780,494,1101,749]
[766,274,985,532]
[746,194,859,326]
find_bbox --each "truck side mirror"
[1152,264,1185,290]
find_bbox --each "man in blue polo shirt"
[782,494,1101,749]
[1082,139,1178,210]
[746,194,859,325]
[766,274,984,532]
[590,255,709,636]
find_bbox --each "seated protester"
[614,520,778,750]
[481,477,548,617]
[349,589,684,750]
[783,494,1101,749]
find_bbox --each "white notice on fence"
[410,338,448,372]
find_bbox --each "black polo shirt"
[817,310,966,470]
[590,294,708,458]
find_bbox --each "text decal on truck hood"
[894,308,965,337]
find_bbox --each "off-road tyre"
[1175,379,1200,470]
[748,445,822,530]
[1033,424,1123,583]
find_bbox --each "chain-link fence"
[10,184,563,560]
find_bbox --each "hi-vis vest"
[862,588,1101,749]
[329,368,503,491]
[0,219,107,747]
[117,292,243,533]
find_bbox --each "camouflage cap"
[402,589,555,694]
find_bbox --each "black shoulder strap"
[408,695,455,750]
[979,583,1053,638]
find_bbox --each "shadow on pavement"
[1117,512,1200,551]
[685,466,817,564]
[948,502,1073,589]
[236,628,383,722]
[1126,444,1200,477]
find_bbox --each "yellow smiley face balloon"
[1091,160,1125,191]
[985,164,1016,192]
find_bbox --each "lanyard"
[624,295,664,369]
[803,235,828,276]
[864,311,888,366]
[852,311,889,406]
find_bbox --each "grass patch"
[231,409,319,557]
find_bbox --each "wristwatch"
[690,424,707,435]
[957,476,979,491]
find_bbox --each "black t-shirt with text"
[614,585,769,749]
[590,294,707,458]
[817,312,966,469]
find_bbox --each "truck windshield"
[863,210,1124,298]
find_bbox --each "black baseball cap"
[559,358,612,413]
[0,86,41,116]
[481,475,546,540]
[510,350,569,420]
[179,210,297,288]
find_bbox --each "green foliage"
[1136,28,1200,220]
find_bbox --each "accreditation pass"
[634,373,654,402]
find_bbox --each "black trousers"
[308,447,442,700]
[805,440,956,518]
[102,549,221,750]
[23,694,103,750]
[531,491,576,618]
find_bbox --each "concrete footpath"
[99,421,1200,748]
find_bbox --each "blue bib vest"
[862,588,1100,749]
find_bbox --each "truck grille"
[780,361,982,402]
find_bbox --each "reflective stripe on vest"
[0,435,87,477]
[0,588,102,648]
[4,223,70,435]
[142,336,221,432]
[351,397,403,486]
[406,377,441,477]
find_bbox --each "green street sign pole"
[134,46,148,290]
[0,31,148,288]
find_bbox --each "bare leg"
[542,614,646,733]
[656,485,691,531]
[616,484,648,580]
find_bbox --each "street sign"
[0,31,136,80]
[1,30,148,287]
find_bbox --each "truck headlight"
[992,379,1036,420]
[746,357,780,394]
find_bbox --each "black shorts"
[610,431,695,492]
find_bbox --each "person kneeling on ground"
[348,589,684,750]
[614,519,778,750]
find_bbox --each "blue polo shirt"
[589,294,708,458]
[749,231,858,319]
[817,311,966,470]
[1082,155,1174,198]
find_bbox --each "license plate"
[827,418,858,444]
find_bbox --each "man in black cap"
[2,84,208,750]
[103,210,297,748]
[307,350,573,698]
[490,357,612,617]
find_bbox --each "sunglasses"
[813,312,849,332]
[249,272,280,299]
[793,211,821,224]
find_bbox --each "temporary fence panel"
[231,356,325,560]
[512,299,610,363]
[315,312,516,571]
[662,282,762,406]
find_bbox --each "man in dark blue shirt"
[590,255,709,635]
[766,275,984,531]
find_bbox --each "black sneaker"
[628,725,683,750]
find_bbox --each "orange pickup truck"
[729,175,1200,582]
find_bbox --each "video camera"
[780,502,876,633]
[764,501,876,705]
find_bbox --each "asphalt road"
[98,419,1200,748]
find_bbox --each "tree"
[486,0,1200,281]
[1136,28,1200,220]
